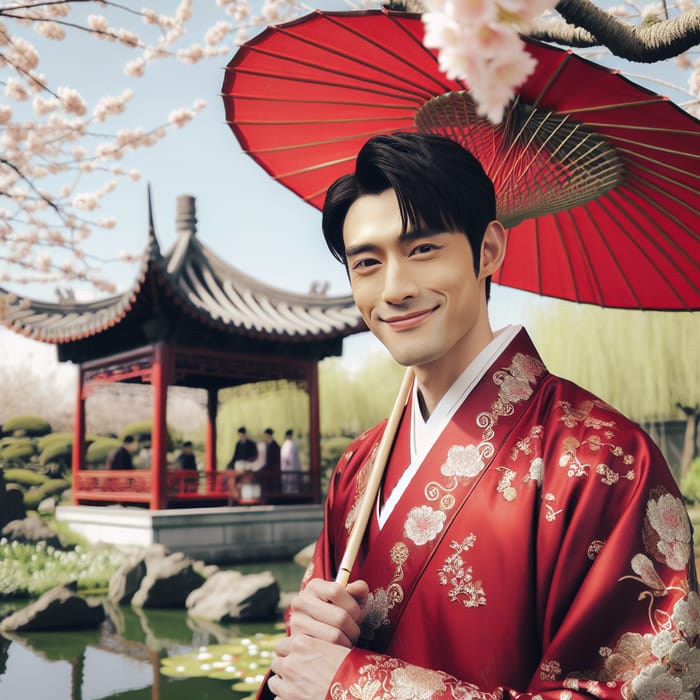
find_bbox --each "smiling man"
[263,133,698,700]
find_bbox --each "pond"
[0,560,305,700]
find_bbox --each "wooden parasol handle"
[335,367,414,587]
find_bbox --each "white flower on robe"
[441,444,484,478]
[404,505,446,546]
[645,491,691,571]
[673,591,700,640]
[390,665,446,700]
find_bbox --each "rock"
[293,542,316,568]
[131,551,205,608]
[186,570,280,622]
[0,583,105,633]
[37,497,56,514]
[1,514,62,549]
[108,544,172,605]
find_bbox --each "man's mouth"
[382,307,436,331]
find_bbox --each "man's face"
[344,189,492,377]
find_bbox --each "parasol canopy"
[222,9,700,311]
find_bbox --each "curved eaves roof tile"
[0,229,364,344]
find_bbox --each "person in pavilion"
[262,134,699,700]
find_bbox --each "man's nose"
[382,258,417,305]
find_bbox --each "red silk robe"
[263,329,700,700]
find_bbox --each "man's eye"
[411,244,438,256]
[352,258,379,270]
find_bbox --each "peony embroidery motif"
[441,443,485,478]
[389,665,447,700]
[643,487,691,571]
[404,505,446,546]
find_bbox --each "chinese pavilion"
[0,195,365,509]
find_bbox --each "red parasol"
[221,9,700,311]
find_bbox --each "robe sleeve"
[325,425,700,700]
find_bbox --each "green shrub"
[40,438,73,467]
[1,441,37,463]
[2,415,52,437]
[40,478,71,498]
[23,487,46,510]
[321,436,354,465]
[3,468,48,487]
[681,457,700,504]
[121,420,174,450]
[36,432,74,452]
[85,437,121,466]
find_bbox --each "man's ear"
[479,221,507,279]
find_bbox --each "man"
[280,429,302,493]
[175,440,197,470]
[227,426,258,469]
[264,134,699,700]
[105,435,137,470]
[259,427,281,493]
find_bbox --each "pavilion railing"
[74,468,314,506]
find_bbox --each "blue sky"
[0,1,693,375]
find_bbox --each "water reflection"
[0,561,302,700]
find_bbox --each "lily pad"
[160,632,283,683]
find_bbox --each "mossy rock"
[40,438,73,467]
[85,437,122,466]
[3,468,48,487]
[1,441,37,463]
[2,415,52,437]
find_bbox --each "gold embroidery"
[540,659,562,681]
[345,445,377,533]
[587,540,605,560]
[543,492,563,522]
[496,467,518,501]
[329,655,502,700]
[437,535,487,608]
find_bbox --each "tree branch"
[549,0,700,61]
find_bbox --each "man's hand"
[288,578,369,646]
[267,578,369,699]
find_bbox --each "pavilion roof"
[0,200,365,348]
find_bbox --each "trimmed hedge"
[40,438,73,467]
[2,415,52,437]
[1,441,36,462]
[121,420,174,450]
[36,432,73,452]
[3,468,48,487]
[86,437,122,466]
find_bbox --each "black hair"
[322,132,496,296]
[124,435,135,444]
[183,441,193,448]
[238,426,246,434]
[264,428,274,435]
[285,429,294,438]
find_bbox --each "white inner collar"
[377,324,521,528]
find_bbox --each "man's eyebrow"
[345,242,378,258]
[345,228,445,258]
[399,228,444,243]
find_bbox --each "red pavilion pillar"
[306,360,322,504]
[205,388,218,478]
[71,366,86,504]
[150,343,172,510]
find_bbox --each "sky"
[0,0,695,379]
